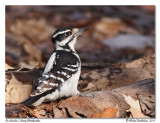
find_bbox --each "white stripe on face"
[52,30,71,38]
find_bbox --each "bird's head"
[51,27,87,51]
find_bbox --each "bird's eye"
[65,32,71,36]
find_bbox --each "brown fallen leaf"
[79,54,155,92]
[122,94,149,118]
[5,33,45,69]
[91,106,118,118]
[5,63,15,71]
[6,78,154,118]
[57,96,101,118]
[9,18,54,44]
[79,67,154,92]
[5,74,32,103]
[94,17,138,41]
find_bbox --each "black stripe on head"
[54,27,72,34]
[51,27,72,43]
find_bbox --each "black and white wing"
[21,50,80,106]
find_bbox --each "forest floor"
[5,6,155,118]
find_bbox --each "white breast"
[45,65,81,100]
[59,65,81,97]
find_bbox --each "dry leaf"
[5,74,32,103]
[22,42,42,63]
[94,17,138,41]
[5,63,14,71]
[6,79,154,118]
[91,106,118,118]
[58,96,101,118]
[122,94,149,118]
[9,18,54,43]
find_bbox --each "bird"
[21,27,87,106]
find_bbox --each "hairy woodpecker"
[21,27,87,106]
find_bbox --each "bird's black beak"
[72,27,88,37]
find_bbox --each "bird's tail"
[20,95,42,106]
